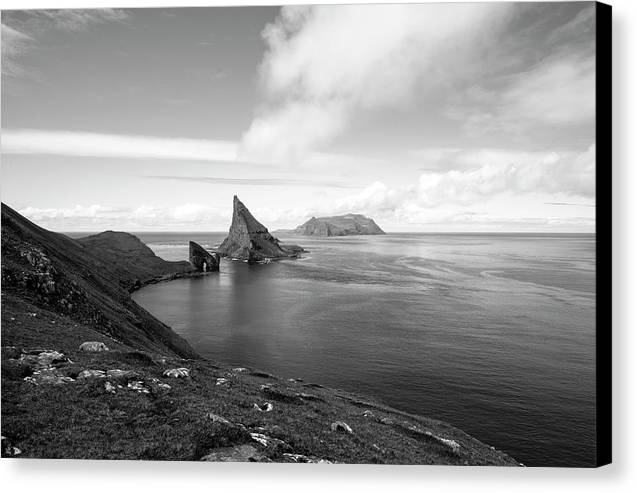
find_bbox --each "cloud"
[17,139,596,233]
[445,4,596,139]
[145,175,357,189]
[240,3,510,164]
[1,9,128,77]
[413,144,596,206]
[2,129,239,163]
[1,23,33,77]
[18,203,230,231]
[304,144,596,229]
[545,202,595,207]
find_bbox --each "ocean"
[129,232,596,467]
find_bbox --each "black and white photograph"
[1,0,612,471]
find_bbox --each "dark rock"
[189,241,220,272]
[2,359,33,380]
[250,370,275,379]
[1,346,22,360]
[117,351,157,366]
[217,196,303,262]
[260,386,301,404]
[292,214,385,236]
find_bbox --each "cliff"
[292,214,385,236]
[0,203,198,358]
[77,231,193,288]
[217,196,304,262]
[189,241,220,272]
[1,204,519,465]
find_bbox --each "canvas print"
[1,2,609,466]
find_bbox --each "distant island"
[283,214,386,237]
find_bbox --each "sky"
[1,3,596,232]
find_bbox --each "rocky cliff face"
[189,241,220,272]
[293,214,385,236]
[1,203,198,358]
[217,196,303,262]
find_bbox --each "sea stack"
[293,214,385,236]
[217,195,304,262]
[189,241,220,272]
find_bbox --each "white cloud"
[19,203,230,231]
[2,129,239,163]
[413,144,596,206]
[2,9,128,77]
[298,144,596,230]
[240,3,510,164]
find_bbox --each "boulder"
[217,196,303,262]
[282,453,332,464]
[24,369,75,385]
[330,421,353,434]
[253,402,273,412]
[163,368,190,378]
[127,381,150,393]
[206,413,232,425]
[77,369,106,379]
[106,368,139,383]
[200,444,263,462]
[79,341,109,352]
[19,350,69,370]
[1,436,22,457]
[249,433,291,452]
[189,241,220,272]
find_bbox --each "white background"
[0,0,634,491]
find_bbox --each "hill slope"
[1,203,197,358]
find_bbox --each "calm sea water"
[130,232,596,467]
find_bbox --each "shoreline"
[129,264,522,465]
[1,203,521,464]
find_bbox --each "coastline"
[1,203,520,464]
